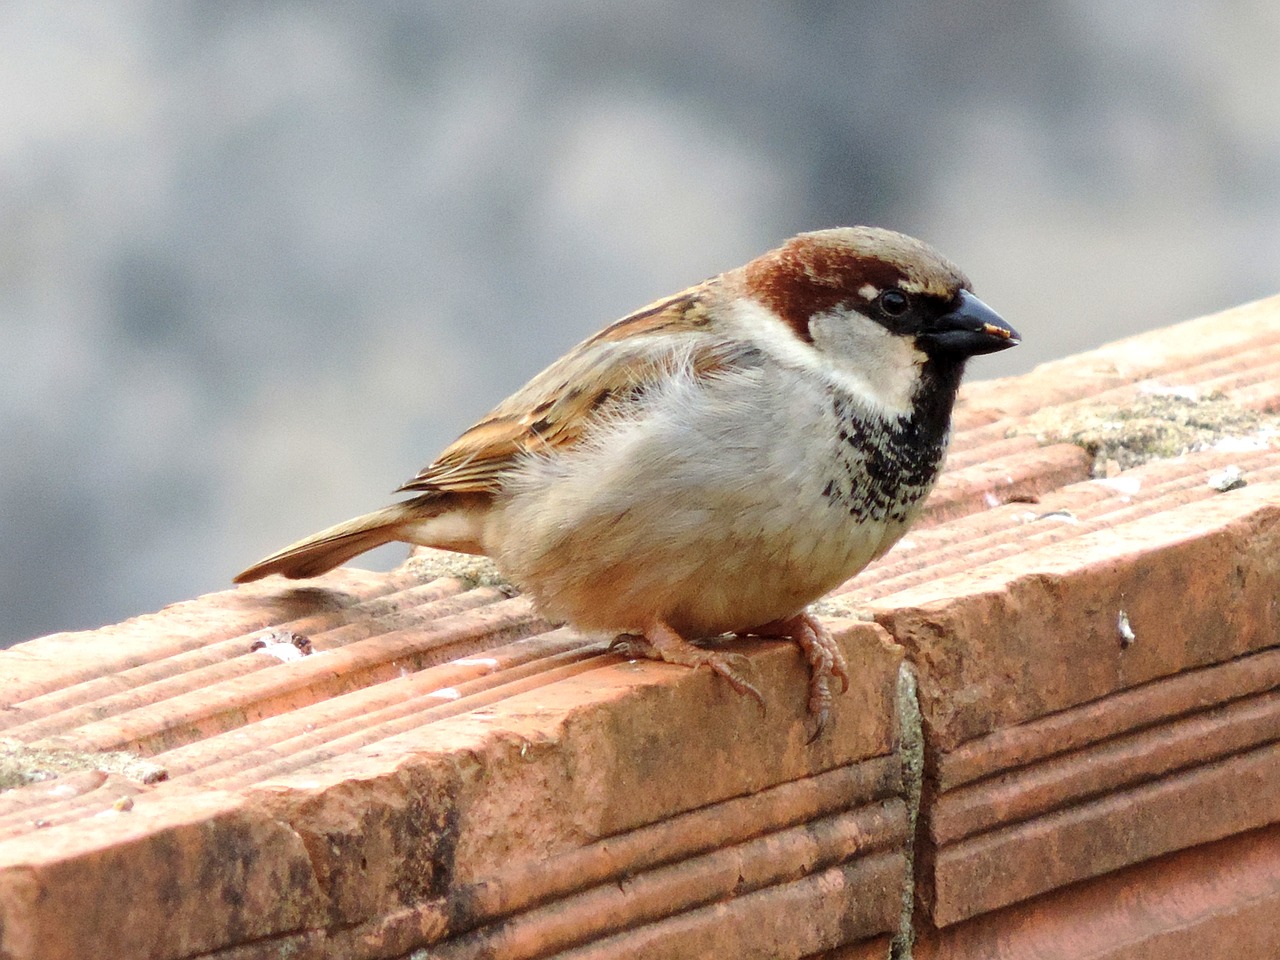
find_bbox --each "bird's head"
[738,225,1019,417]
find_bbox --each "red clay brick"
[918,443,1093,527]
[237,623,902,922]
[935,646,1280,791]
[0,576,471,733]
[156,629,601,784]
[30,595,542,755]
[931,669,1280,845]
[915,823,1280,959]
[531,855,904,960]
[295,759,904,959]
[0,620,906,959]
[441,760,902,939]
[0,791,325,960]
[0,773,150,837]
[0,568,417,705]
[930,740,1280,925]
[804,937,896,960]
[872,477,1280,751]
[421,802,905,959]
[0,619,911,957]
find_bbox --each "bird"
[235,226,1019,734]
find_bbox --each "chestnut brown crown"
[742,226,1017,357]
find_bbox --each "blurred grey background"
[2,2,1278,646]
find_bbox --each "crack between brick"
[890,661,924,960]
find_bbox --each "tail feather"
[234,502,421,583]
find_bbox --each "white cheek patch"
[807,309,925,417]
[731,299,923,418]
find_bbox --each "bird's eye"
[878,289,910,317]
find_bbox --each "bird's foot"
[611,621,765,712]
[740,613,849,740]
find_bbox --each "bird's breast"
[820,390,949,527]
[489,361,951,636]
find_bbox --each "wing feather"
[398,281,737,495]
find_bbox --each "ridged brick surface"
[2,294,1280,958]
[0,603,907,958]
[914,824,1280,960]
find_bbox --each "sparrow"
[235,227,1019,734]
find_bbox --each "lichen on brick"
[808,597,875,621]
[0,739,168,791]
[404,547,514,592]
[1019,388,1280,476]
[891,663,924,960]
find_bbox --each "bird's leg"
[611,620,765,710]
[740,612,849,738]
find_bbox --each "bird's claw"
[611,629,766,713]
[741,612,849,739]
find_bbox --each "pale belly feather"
[490,361,939,637]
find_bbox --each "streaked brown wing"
[398,281,731,495]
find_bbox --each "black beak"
[919,290,1020,357]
